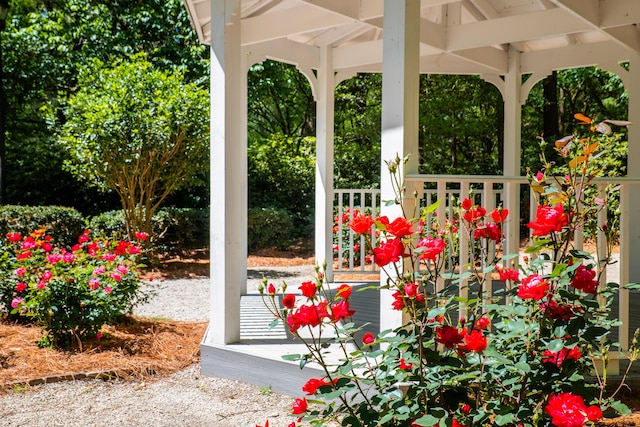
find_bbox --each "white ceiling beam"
[305,24,371,47]
[333,39,383,69]
[451,46,508,73]
[601,0,640,28]
[242,0,283,18]
[467,0,499,19]
[241,5,353,45]
[447,8,591,51]
[420,18,446,51]
[243,38,320,68]
[551,0,640,53]
[520,41,631,73]
[299,0,360,20]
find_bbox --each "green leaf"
[281,353,301,361]
[611,401,632,415]
[495,414,516,425]
[422,199,441,215]
[411,414,440,426]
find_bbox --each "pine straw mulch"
[0,317,206,392]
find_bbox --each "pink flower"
[37,280,46,290]
[88,277,100,291]
[93,267,106,275]
[41,270,53,281]
[110,272,122,282]
[128,245,141,255]
[11,297,23,309]
[102,253,116,261]
[15,267,27,277]
[46,253,63,264]
[62,252,75,263]
[104,286,112,294]
[116,264,129,274]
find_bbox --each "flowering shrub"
[0,229,149,348]
[261,114,639,426]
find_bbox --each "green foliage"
[0,229,149,348]
[262,127,635,426]
[247,207,294,251]
[88,208,209,253]
[418,75,503,175]
[0,205,84,247]
[3,0,208,212]
[54,55,209,239]
[248,133,315,237]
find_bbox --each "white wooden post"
[380,0,420,333]
[315,45,335,281]
[209,0,245,344]
[503,47,522,258]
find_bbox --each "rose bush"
[261,114,639,426]
[0,228,149,348]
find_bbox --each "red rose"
[330,299,355,322]
[134,231,148,240]
[385,217,413,238]
[373,238,404,267]
[527,204,569,236]
[517,274,549,301]
[461,198,473,210]
[475,316,490,329]
[496,265,520,282]
[416,236,445,261]
[302,377,331,395]
[490,207,509,223]
[267,283,276,295]
[459,329,487,353]
[435,325,464,349]
[292,397,308,414]
[542,299,574,321]
[6,232,21,242]
[282,294,296,309]
[403,282,419,298]
[336,284,352,299]
[463,205,486,223]
[362,332,375,345]
[474,222,502,242]
[391,291,405,310]
[398,358,412,370]
[348,214,374,234]
[542,346,581,368]
[299,281,317,298]
[545,392,592,427]
[586,405,602,422]
[570,264,598,294]
[451,419,469,427]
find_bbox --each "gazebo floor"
[200,282,379,396]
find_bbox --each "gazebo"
[183,0,640,395]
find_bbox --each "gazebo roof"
[184,0,640,75]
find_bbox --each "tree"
[3,0,208,212]
[54,56,209,239]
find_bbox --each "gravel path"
[0,265,317,427]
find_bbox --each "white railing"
[334,175,640,351]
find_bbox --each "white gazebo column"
[379,0,420,333]
[503,47,522,258]
[209,0,245,345]
[315,46,335,281]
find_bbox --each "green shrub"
[88,208,209,253]
[0,206,85,247]
[248,207,294,251]
[0,229,149,348]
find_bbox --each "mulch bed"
[0,317,206,391]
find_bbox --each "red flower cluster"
[570,264,599,294]
[416,236,445,261]
[373,238,404,267]
[461,198,487,223]
[542,299,574,321]
[527,204,569,236]
[348,214,374,234]
[545,392,601,427]
[542,346,581,368]
[302,377,336,395]
[517,274,549,301]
